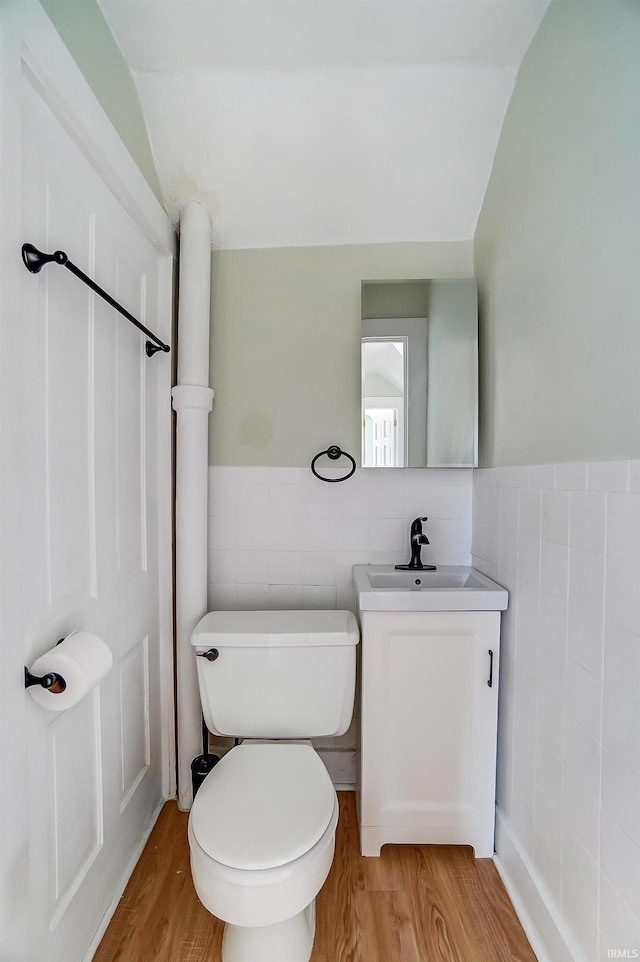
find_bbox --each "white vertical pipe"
[176,202,212,387]
[172,200,213,810]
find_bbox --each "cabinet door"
[360,610,499,857]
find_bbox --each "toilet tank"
[191,610,359,738]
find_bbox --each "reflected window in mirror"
[361,338,406,467]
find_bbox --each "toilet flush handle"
[197,648,219,662]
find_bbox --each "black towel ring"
[311,445,356,483]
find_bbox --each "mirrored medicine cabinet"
[361,279,478,469]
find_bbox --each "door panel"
[44,187,97,613]
[114,258,147,580]
[119,637,151,812]
[48,694,103,929]
[382,631,474,814]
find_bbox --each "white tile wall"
[207,458,640,956]
[207,463,473,782]
[473,459,640,962]
[208,465,473,614]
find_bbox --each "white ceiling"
[99,0,549,249]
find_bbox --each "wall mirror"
[361,279,478,468]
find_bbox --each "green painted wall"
[361,280,430,320]
[40,0,164,205]
[475,0,640,467]
[209,241,473,466]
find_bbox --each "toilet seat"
[190,742,335,871]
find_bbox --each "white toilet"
[188,608,359,962]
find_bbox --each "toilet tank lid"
[191,609,359,648]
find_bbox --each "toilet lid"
[190,742,336,871]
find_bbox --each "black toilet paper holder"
[24,638,67,693]
[24,666,67,693]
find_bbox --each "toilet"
[188,608,359,962]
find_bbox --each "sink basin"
[353,564,508,612]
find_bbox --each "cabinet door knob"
[487,649,494,688]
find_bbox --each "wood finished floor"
[94,793,537,962]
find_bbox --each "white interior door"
[370,408,397,466]
[0,9,175,961]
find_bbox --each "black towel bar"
[22,243,170,357]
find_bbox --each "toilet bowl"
[188,740,338,962]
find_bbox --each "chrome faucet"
[395,516,437,571]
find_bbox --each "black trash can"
[191,714,219,798]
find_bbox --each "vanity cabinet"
[357,609,500,859]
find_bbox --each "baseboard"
[82,796,168,961]
[493,810,585,962]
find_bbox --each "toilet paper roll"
[27,630,113,711]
